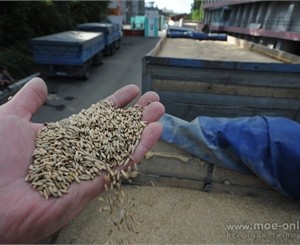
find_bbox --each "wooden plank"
[158,91,300,110]
[212,165,271,189]
[209,182,278,197]
[140,150,207,180]
[131,173,278,197]
[152,79,300,99]
[145,56,300,73]
[162,102,296,122]
[142,58,152,94]
[131,173,206,191]
[134,141,278,196]
[148,65,300,88]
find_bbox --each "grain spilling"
[25,99,146,199]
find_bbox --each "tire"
[82,62,91,80]
[93,52,103,66]
[113,43,117,53]
[104,47,112,56]
[116,39,121,49]
[110,43,116,56]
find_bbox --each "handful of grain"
[25,100,146,199]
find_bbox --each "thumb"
[4,77,48,120]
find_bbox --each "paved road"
[31,36,160,123]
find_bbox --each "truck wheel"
[82,62,91,80]
[93,52,103,66]
[116,39,121,49]
[110,46,114,56]
[110,43,116,56]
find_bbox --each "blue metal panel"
[77,22,119,46]
[77,23,114,34]
[31,31,104,65]
[112,23,122,41]
[103,34,115,46]
[145,56,300,73]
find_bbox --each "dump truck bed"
[142,34,300,122]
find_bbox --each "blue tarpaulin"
[160,113,300,197]
[167,30,227,41]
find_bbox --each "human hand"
[0,77,165,243]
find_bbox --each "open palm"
[0,77,165,243]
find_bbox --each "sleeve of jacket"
[159,113,300,197]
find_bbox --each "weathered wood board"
[136,141,276,197]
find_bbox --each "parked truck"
[77,22,122,56]
[30,31,105,80]
[140,33,300,196]
[142,34,300,122]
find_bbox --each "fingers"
[106,84,164,122]
[105,85,161,109]
[136,91,160,107]
[105,85,165,171]
[3,77,48,120]
[31,122,47,133]
[130,122,163,163]
[105,84,139,108]
[142,101,165,123]
[129,101,164,164]
[137,90,165,123]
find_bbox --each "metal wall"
[203,1,300,55]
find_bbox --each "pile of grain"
[25,99,146,199]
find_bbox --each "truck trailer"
[142,34,300,122]
[140,34,300,197]
[31,31,105,80]
[77,22,122,56]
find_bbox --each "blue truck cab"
[30,30,105,80]
[77,22,121,56]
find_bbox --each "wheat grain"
[26,99,146,199]
[26,99,146,243]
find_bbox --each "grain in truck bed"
[157,38,282,63]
